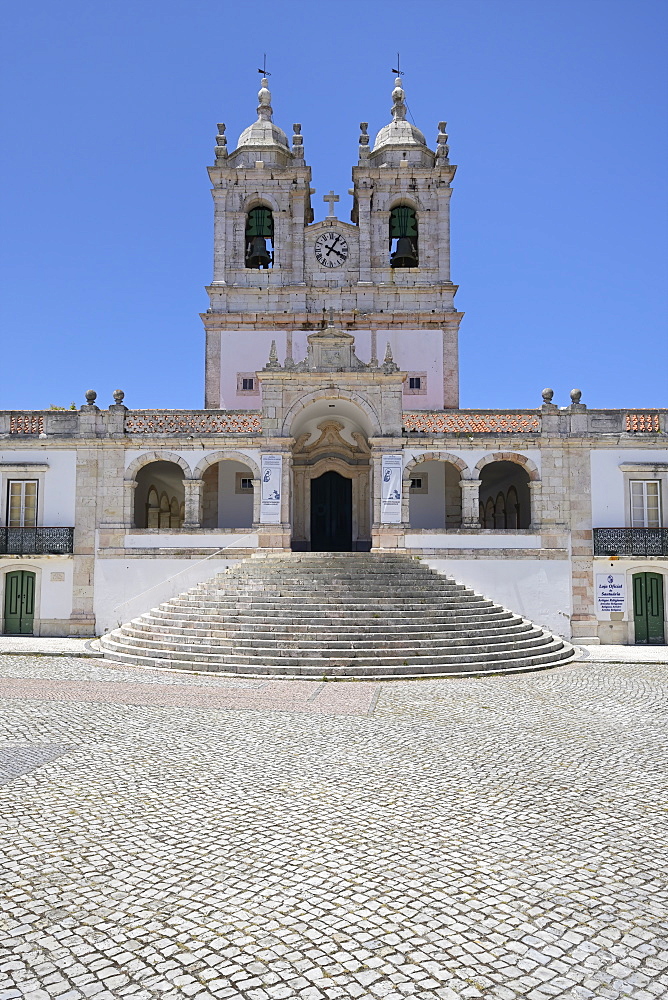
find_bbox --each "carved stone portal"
[292,420,371,549]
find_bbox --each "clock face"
[314,230,349,268]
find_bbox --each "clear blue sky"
[1,0,666,411]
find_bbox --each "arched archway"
[290,399,372,551]
[477,458,533,529]
[133,461,185,529]
[404,453,469,529]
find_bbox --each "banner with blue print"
[260,454,283,524]
[381,454,403,524]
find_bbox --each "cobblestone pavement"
[1,654,667,1000]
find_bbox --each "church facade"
[1,77,667,646]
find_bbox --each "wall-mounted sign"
[381,454,403,524]
[596,573,626,616]
[260,454,282,524]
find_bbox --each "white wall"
[590,448,668,527]
[0,449,77,525]
[94,557,247,633]
[422,557,572,638]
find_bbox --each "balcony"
[0,527,75,555]
[594,527,668,557]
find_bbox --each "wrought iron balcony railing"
[594,527,668,557]
[0,527,75,555]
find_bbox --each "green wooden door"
[3,570,35,635]
[633,572,665,645]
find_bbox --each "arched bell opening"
[389,204,419,268]
[479,462,531,529]
[245,205,274,269]
[134,462,185,528]
[201,460,255,529]
[408,461,463,529]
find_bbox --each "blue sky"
[1,0,666,411]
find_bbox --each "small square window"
[237,372,260,395]
[235,472,254,494]
[410,474,428,494]
[404,372,427,396]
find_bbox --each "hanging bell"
[246,236,272,269]
[390,236,418,268]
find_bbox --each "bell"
[390,236,418,268]
[246,236,272,269]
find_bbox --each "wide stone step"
[99,551,575,677]
[116,626,550,653]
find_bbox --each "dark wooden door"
[4,570,36,635]
[633,572,665,645]
[310,472,352,551]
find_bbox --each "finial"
[382,342,399,373]
[292,123,303,157]
[85,389,97,404]
[112,389,125,404]
[390,55,406,121]
[257,73,273,121]
[215,123,227,159]
[570,388,583,405]
[436,121,450,162]
[541,387,554,404]
[264,339,281,370]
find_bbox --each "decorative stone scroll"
[9,415,44,435]
[125,412,261,434]
[403,413,541,434]
[625,413,661,433]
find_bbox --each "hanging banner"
[260,454,283,524]
[381,454,403,524]
[596,573,626,616]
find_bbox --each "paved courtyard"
[0,649,667,1000]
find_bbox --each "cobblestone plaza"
[1,651,667,1000]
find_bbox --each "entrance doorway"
[4,570,36,634]
[310,471,352,551]
[632,572,665,644]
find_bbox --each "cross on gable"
[323,191,339,218]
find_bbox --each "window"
[245,206,274,269]
[409,475,428,494]
[236,473,254,494]
[630,481,662,528]
[237,372,260,396]
[7,480,38,527]
[403,372,427,396]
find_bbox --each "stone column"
[69,446,98,636]
[460,480,481,528]
[182,479,203,529]
[357,189,372,283]
[528,481,542,529]
[123,480,138,528]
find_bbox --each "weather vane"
[392,53,403,76]
[258,54,271,78]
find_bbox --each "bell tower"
[203,74,462,411]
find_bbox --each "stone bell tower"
[203,74,462,412]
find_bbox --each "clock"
[314,230,349,268]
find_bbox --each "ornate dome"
[235,77,289,151]
[372,77,427,153]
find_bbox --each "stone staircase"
[99,552,575,677]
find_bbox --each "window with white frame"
[7,480,38,527]
[630,480,662,528]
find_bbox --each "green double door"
[3,570,35,634]
[633,572,665,645]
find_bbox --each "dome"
[237,119,289,150]
[234,77,290,153]
[371,76,428,154]
[373,118,426,152]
